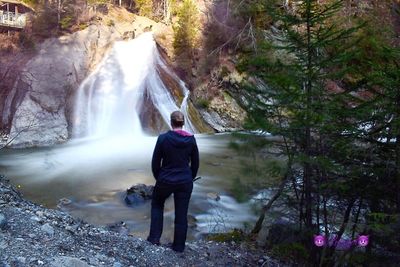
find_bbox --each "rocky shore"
[0,176,284,267]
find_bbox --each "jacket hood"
[165,130,194,148]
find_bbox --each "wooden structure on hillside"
[0,0,33,30]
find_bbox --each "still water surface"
[0,134,257,241]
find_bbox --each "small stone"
[0,214,7,230]
[89,257,99,265]
[28,233,36,238]
[17,257,26,264]
[36,211,44,217]
[207,192,221,201]
[30,216,42,222]
[41,223,55,235]
[51,256,90,267]
[113,262,122,267]
[0,240,7,249]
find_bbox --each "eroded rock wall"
[5,25,121,147]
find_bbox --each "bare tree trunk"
[251,174,288,234]
[58,0,61,29]
[395,90,400,213]
[325,199,355,266]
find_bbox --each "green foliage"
[207,229,245,243]
[136,0,153,17]
[78,23,89,30]
[18,32,35,50]
[106,19,115,27]
[173,0,198,78]
[87,0,109,5]
[271,242,309,263]
[32,2,58,37]
[233,0,400,264]
[230,177,248,203]
[219,66,229,78]
[31,0,87,36]
[195,98,210,109]
[60,15,74,30]
[22,0,39,7]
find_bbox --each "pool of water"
[0,133,259,242]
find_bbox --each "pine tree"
[237,0,369,264]
[173,0,198,79]
[136,0,153,17]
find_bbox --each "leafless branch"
[0,120,37,149]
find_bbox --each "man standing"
[147,110,199,252]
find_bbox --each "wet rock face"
[138,89,170,135]
[6,25,121,148]
[199,92,246,132]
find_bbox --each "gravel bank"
[0,176,284,267]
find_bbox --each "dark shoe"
[172,243,184,253]
[172,247,184,253]
[164,242,184,253]
[146,237,160,246]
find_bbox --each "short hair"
[170,110,185,128]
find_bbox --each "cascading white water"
[73,32,196,139]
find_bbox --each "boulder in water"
[57,198,72,209]
[125,184,154,206]
[207,192,221,201]
[188,214,197,228]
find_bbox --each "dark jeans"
[147,181,193,252]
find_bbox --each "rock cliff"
[4,24,121,147]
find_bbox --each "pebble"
[207,192,221,201]
[51,256,90,267]
[36,211,44,217]
[30,216,42,222]
[0,213,7,230]
[17,257,26,264]
[0,240,7,249]
[0,177,273,267]
[41,223,55,235]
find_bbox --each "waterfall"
[72,32,196,139]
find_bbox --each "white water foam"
[72,32,196,139]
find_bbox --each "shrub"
[207,229,245,243]
[271,242,309,263]
[195,98,210,109]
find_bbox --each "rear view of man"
[147,110,199,252]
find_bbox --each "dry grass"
[0,33,21,53]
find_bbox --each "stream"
[0,133,259,242]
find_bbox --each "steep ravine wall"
[4,24,123,147]
[3,10,245,148]
[3,14,171,147]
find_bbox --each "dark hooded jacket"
[151,130,199,184]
